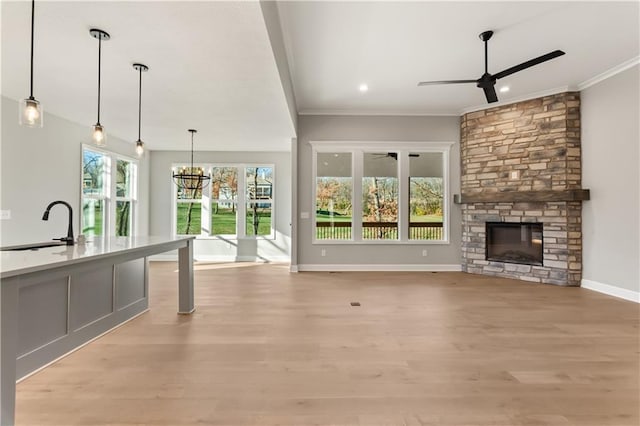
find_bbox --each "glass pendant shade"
[92,124,106,146]
[135,140,144,157]
[19,97,43,127]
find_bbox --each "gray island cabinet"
[0,236,195,425]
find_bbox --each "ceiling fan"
[417,30,565,103]
[374,153,420,160]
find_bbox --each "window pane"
[316,152,352,240]
[211,167,238,201]
[116,160,132,198]
[410,152,444,240]
[115,201,131,237]
[83,150,106,196]
[362,153,398,240]
[211,202,237,235]
[82,199,104,237]
[176,202,202,235]
[174,167,205,199]
[246,203,271,236]
[246,167,273,202]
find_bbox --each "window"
[82,149,107,237]
[81,146,137,237]
[315,152,352,240]
[172,164,275,239]
[245,167,273,237]
[175,167,204,235]
[211,167,237,235]
[362,152,398,240]
[409,152,444,240]
[312,142,452,244]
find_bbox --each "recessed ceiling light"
[499,86,510,93]
[359,83,369,92]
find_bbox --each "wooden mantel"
[453,189,590,204]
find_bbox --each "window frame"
[310,141,453,245]
[171,163,275,240]
[80,144,138,238]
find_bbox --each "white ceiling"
[1,1,296,151]
[2,2,638,152]
[277,1,640,115]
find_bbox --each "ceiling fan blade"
[493,50,565,80]
[482,84,498,103]
[417,79,476,86]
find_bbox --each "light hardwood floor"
[16,262,640,425]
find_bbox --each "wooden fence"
[316,222,443,240]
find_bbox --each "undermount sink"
[1,241,67,251]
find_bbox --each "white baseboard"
[297,264,462,272]
[290,265,299,273]
[149,254,179,262]
[581,279,640,303]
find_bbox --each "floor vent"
[350,302,361,306]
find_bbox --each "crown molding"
[577,56,640,91]
[298,109,459,117]
[459,86,575,116]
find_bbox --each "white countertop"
[1,236,194,279]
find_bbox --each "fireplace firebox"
[485,222,543,266]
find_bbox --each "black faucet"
[42,201,74,246]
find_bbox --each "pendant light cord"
[97,36,102,124]
[190,132,194,169]
[138,68,142,141]
[29,0,35,98]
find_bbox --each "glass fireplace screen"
[485,222,543,266]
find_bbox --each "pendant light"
[133,63,148,157]
[89,28,110,146]
[172,130,210,192]
[19,0,43,127]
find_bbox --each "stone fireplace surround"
[459,92,586,286]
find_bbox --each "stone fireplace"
[458,92,588,286]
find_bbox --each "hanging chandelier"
[19,0,43,127]
[172,129,210,192]
[132,63,148,157]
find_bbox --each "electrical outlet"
[422,249,428,257]
[321,249,326,257]
[0,210,11,220]
[510,170,520,180]
[300,212,310,219]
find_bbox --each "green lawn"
[211,208,236,235]
[177,204,272,236]
[315,212,443,223]
[246,210,272,236]
[316,212,353,222]
[176,203,202,235]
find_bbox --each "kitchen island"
[0,236,195,425]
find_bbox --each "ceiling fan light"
[19,97,43,127]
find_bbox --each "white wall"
[296,114,461,269]
[1,96,150,246]
[581,64,639,300]
[149,150,291,262]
